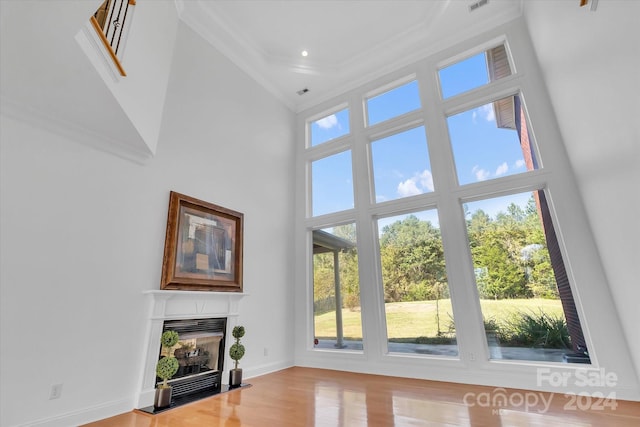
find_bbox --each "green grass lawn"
[314,298,565,340]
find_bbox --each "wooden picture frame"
[160,191,243,292]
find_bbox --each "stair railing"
[90,0,136,77]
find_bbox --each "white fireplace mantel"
[145,290,247,320]
[137,290,248,408]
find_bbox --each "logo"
[537,367,618,388]
[463,388,553,414]
[462,368,619,414]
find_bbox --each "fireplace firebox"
[156,318,226,408]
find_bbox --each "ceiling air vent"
[469,0,489,12]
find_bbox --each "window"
[312,225,362,351]
[464,191,587,362]
[366,80,421,126]
[447,95,538,185]
[377,210,458,356]
[438,44,512,99]
[311,150,354,217]
[300,36,590,366]
[310,107,350,147]
[371,126,434,203]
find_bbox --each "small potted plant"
[155,330,179,409]
[228,325,245,388]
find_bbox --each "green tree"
[472,228,529,299]
[313,252,335,313]
[470,205,530,299]
[521,196,557,298]
[313,225,360,312]
[332,224,360,309]
[379,215,446,302]
[468,195,558,300]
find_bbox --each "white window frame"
[292,19,627,396]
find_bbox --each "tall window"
[301,42,590,364]
[377,209,458,356]
[463,190,586,362]
[308,106,362,351]
[312,225,362,350]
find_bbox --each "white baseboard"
[244,360,294,381]
[15,361,293,427]
[12,397,134,427]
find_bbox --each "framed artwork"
[160,191,243,292]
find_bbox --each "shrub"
[157,330,180,388]
[230,326,246,370]
[415,335,456,345]
[483,317,500,332]
[499,309,570,348]
[156,357,179,383]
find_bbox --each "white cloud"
[495,162,509,176]
[316,114,338,129]
[397,169,434,197]
[472,165,490,181]
[477,104,495,122]
[418,169,434,192]
[397,178,422,197]
[514,159,526,169]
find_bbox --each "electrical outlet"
[468,352,476,361]
[49,383,63,400]
[263,347,268,357]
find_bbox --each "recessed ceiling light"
[301,50,308,57]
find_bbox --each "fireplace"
[159,318,226,403]
[138,290,246,410]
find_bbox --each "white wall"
[156,22,297,381]
[0,21,295,427]
[524,0,640,382]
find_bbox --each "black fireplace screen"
[159,318,227,397]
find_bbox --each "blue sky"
[447,103,527,186]
[311,47,530,219]
[311,107,349,147]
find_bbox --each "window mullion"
[417,60,490,364]
[349,92,387,358]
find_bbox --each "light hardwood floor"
[83,367,640,426]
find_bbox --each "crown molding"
[0,95,153,165]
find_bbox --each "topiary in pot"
[228,325,245,388]
[154,330,179,408]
